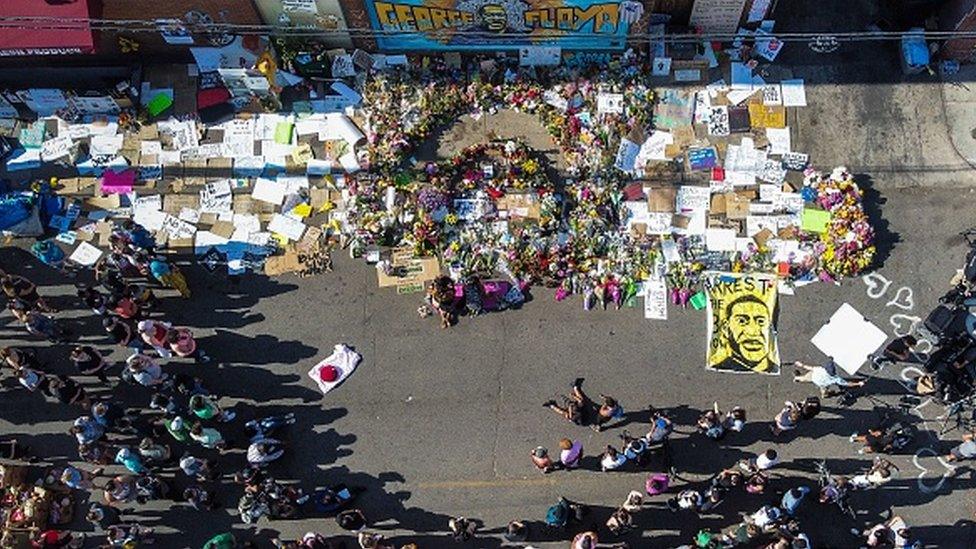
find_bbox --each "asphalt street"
[3,182,976,548]
[5,10,976,545]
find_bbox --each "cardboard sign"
[41,135,74,162]
[376,257,440,288]
[614,138,641,173]
[747,104,786,129]
[647,187,677,213]
[707,106,730,136]
[754,30,784,62]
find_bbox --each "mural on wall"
[364,0,637,51]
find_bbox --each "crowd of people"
[0,215,970,548]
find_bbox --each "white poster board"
[519,46,561,66]
[644,278,668,320]
[810,303,887,375]
[689,0,748,35]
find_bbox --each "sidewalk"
[942,64,976,171]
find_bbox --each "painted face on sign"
[724,296,771,370]
[479,4,508,32]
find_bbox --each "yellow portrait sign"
[705,273,780,375]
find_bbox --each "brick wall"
[940,0,976,62]
[96,0,266,60]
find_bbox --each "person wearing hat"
[137,319,173,358]
[558,438,583,469]
[166,326,210,363]
[530,446,555,473]
[126,353,166,387]
[164,416,190,442]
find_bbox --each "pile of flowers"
[804,167,876,279]
[360,52,654,178]
[344,53,879,312]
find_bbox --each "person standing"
[189,394,235,422]
[1,273,55,312]
[166,327,211,363]
[126,354,167,388]
[70,346,110,382]
[137,319,173,358]
[103,317,139,350]
[780,486,810,516]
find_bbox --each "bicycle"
[939,391,976,436]
[815,460,856,519]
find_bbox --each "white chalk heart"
[862,273,892,300]
[913,447,954,494]
[890,314,921,337]
[886,286,915,311]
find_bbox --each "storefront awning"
[0,0,94,57]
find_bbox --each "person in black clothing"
[70,346,110,382]
[78,285,108,315]
[103,317,137,349]
[544,377,605,429]
[851,426,895,455]
[336,508,367,531]
[872,335,918,369]
[42,375,89,408]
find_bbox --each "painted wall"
[363,0,634,51]
[252,0,354,48]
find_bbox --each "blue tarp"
[0,193,34,231]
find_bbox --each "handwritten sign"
[689,0,748,34]
[614,138,641,173]
[688,147,718,171]
[644,277,668,320]
[41,135,74,162]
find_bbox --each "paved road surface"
[3,184,976,548]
